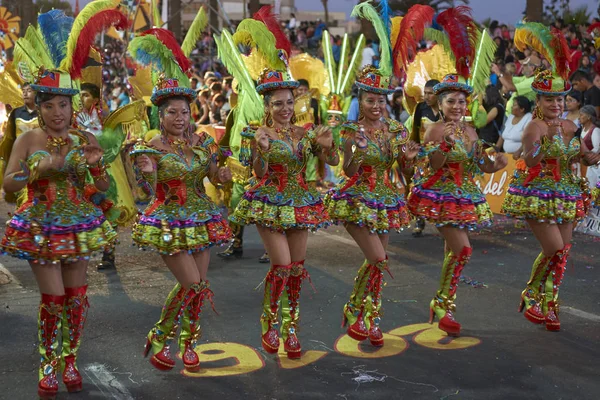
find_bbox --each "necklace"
[362,120,388,150]
[274,125,295,145]
[162,134,188,160]
[46,134,70,153]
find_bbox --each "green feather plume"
[335,34,350,94]
[24,26,54,68]
[61,0,121,72]
[469,29,497,94]
[13,39,44,75]
[322,30,337,94]
[351,1,391,77]
[182,7,208,57]
[216,30,264,152]
[233,19,284,70]
[424,28,455,63]
[128,35,189,86]
[339,34,366,95]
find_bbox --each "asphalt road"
[1,207,599,400]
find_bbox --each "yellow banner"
[474,157,516,214]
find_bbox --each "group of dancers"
[1,2,599,399]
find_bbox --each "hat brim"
[433,82,473,95]
[531,82,572,97]
[151,87,196,106]
[30,85,79,96]
[355,81,395,95]
[256,80,300,95]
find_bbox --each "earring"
[535,106,544,120]
[358,105,364,121]
[439,110,445,122]
[36,107,45,130]
[290,112,297,125]
[264,111,274,127]
[160,122,166,135]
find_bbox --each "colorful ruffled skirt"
[1,201,117,264]
[231,174,330,232]
[408,177,493,230]
[133,195,231,255]
[501,170,586,224]
[326,174,411,234]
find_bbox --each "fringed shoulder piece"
[386,118,409,146]
[239,123,260,167]
[195,131,217,154]
[129,140,164,157]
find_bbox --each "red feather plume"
[436,6,478,79]
[252,5,292,57]
[587,22,600,34]
[549,27,571,80]
[392,4,435,77]
[142,28,191,74]
[70,9,129,78]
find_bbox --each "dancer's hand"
[255,129,270,152]
[83,144,104,165]
[218,166,232,183]
[354,126,368,150]
[38,153,64,174]
[136,154,154,173]
[315,126,333,150]
[493,152,508,170]
[443,122,457,143]
[403,141,420,160]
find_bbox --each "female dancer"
[231,69,338,359]
[408,74,508,337]
[0,69,117,399]
[502,71,600,331]
[132,76,232,371]
[326,65,418,346]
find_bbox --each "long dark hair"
[483,85,503,111]
[391,90,403,121]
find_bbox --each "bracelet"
[323,142,338,160]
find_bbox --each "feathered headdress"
[391,5,435,77]
[128,28,195,105]
[252,5,291,58]
[514,21,571,80]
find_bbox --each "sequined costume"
[230,125,331,231]
[1,132,117,262]
[326,119,411,233]
[131,132,232,254]
[408,138,493,229]
[501,135,587,223]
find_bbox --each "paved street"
[1,205,599,400]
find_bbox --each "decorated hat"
[433,74,474,95]
[30,68,79,96]
[150,76,196,106]
[256,68,299,95]
[355,65,394,95]
[327,94,343,114]
[531,69,571,96]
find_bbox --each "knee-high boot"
[178,281,216,372]
[61,286,89,393]
[280,261,311,359]
[260,263,292,353]
[429,246,472,337]
[38,294,65,400]
[342,260,371,341]
[143,283,185,370]
[366,258,389,347]
[518,252,552,324]
[544,244,571,331]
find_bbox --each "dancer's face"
[267,89,295,125]
[360,92,386,122]
[39,95,72,132]
[440,91,467,122]
[161,99,191,136]
[537,95,563,120]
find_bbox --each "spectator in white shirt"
[360,39,378,69]
[580,105,600,186]
[496,95,532,157]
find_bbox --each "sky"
[68,0,597,23]
[297,0,598,23]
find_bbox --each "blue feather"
[378,0,392,38]
[38,10,73,68]
[431,13,443,31]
